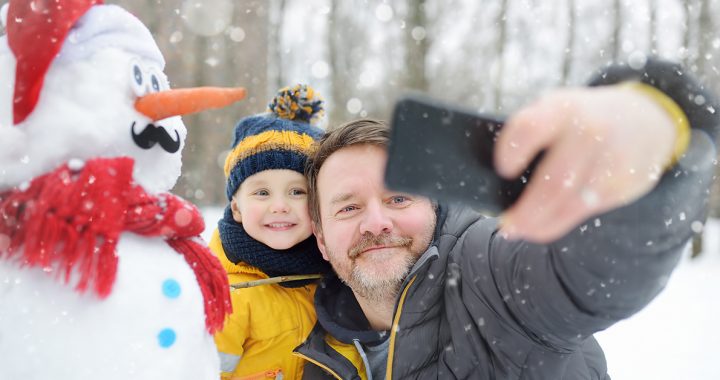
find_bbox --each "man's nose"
[360,201,392,236]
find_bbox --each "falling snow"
[216,209,720,380]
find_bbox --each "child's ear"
[312,223,329,261]
[230,198,243,223]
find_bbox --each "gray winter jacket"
[295,59,719,379]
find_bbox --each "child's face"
[231,169,313,250]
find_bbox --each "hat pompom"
[268,84,324,124]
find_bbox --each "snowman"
[0,1,242,378]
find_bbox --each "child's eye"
[290,188,307,196]
[252,189,269,196]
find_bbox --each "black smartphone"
[385,94,535,214]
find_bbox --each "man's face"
[314,144,436,301]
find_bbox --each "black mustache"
[131,122,181,153]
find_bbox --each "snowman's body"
[0,235,219,379]
[0,3,235,379]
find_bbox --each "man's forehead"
[315,144,388,201]
[325,144,387,165]
[318,145,384,179]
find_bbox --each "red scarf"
[0,157,231,334]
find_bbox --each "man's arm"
[495,58,717,243]
[479,58,718,348]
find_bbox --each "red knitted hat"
[6,0,103,125]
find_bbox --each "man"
[294,59,718,379]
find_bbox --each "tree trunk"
[648,0,657,54]
[697,0,720,240]
[493,0,509,112]
[682,0,695,68]
[611,0,622,61]
[136,0,271,206]
[326,1,363,128]
[690,0,716,257]
[561,0,575,85]
[327,1,344,127]
[403,0,429,91]
[696,0,711,77]
[268,0,287,92]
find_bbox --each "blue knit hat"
[223,84,325,200]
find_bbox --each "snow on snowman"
[0,1,245,378]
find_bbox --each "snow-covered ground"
[203,209,719,379]
[595,218,720,380]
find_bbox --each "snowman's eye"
[150,74,160,92]
[130,61,147,97]
[133,65,143,86]
[148,68,168,92]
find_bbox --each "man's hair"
[305,119,389,229]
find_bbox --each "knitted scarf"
[218,206,330,288]
[0,157,231,334]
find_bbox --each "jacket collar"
[314,275,388,346]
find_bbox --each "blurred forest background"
[8,0,719,216]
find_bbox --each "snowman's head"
[0,4,188,193]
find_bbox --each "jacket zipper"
[385,275,418,380]
[295,248,434,379]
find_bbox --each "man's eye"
[339,205,357,213]
[391,196,407,204]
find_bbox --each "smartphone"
[385,94,535,214]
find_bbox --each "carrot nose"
[134,87,247,121]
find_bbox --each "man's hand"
[494,85,677,243]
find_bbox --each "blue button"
[162,279,181,298]
[158,328,176,348]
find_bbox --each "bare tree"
[268,0,287,92]
[705,0,720,223]
[327,1,370,127]
[611,0,622,61]
[189,2,268,206]
[682,0,696,68]
[493,0,509,111]
[403,0,429,91]
[648,0,657,54]
[19,0,718,212]
[693,0,720,256]
[696,0,712,77]
[327,1,345,127]
[561,0,576,85]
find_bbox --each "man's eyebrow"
[330,193,354,205]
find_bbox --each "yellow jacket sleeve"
[210,229,250,375]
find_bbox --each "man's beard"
[349,251,415,303]
[330,232,423,303]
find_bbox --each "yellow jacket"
[209,228,317,380]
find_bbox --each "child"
[210,84,331,380]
